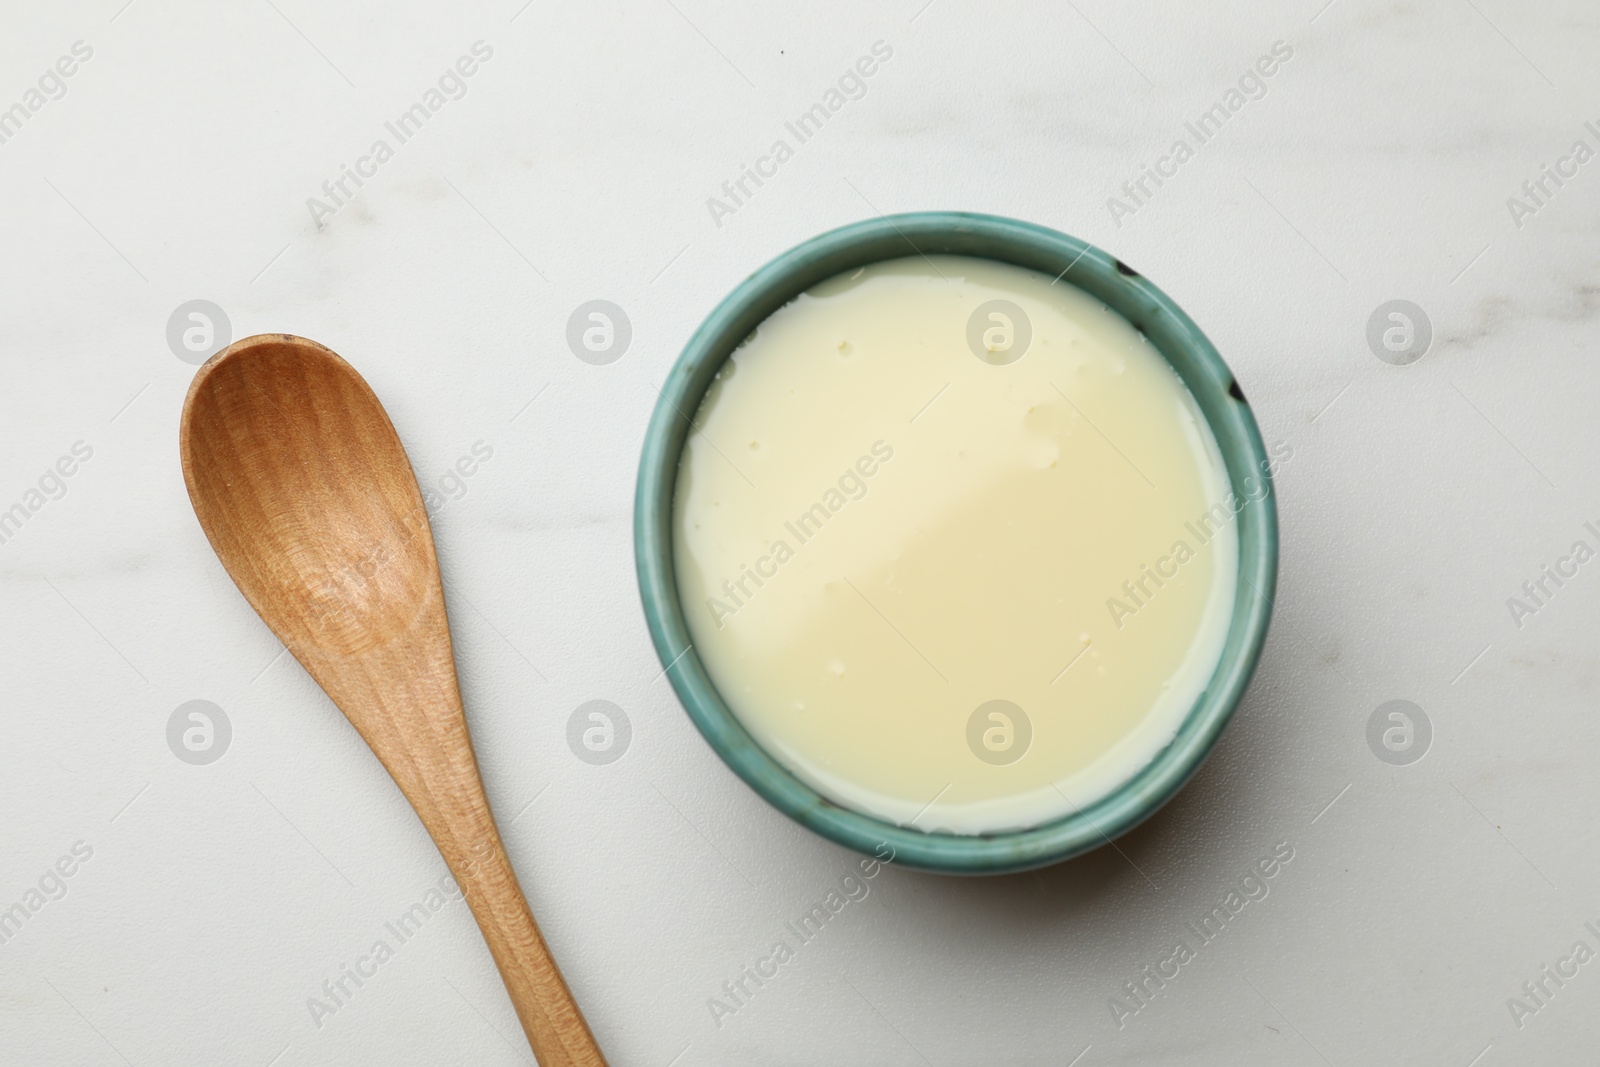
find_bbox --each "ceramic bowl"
[634,212,1277,874]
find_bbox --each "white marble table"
[2,0,1597,1063]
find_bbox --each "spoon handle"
[423,793,608,1067]
[335,644,608,1066]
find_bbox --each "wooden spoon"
[180,334,607,1066]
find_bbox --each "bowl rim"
[634,211,1278,874]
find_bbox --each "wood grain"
[180,334,607,1067]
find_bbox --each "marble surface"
[2,0,1599,1063]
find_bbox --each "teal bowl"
[634,212,1278,875]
